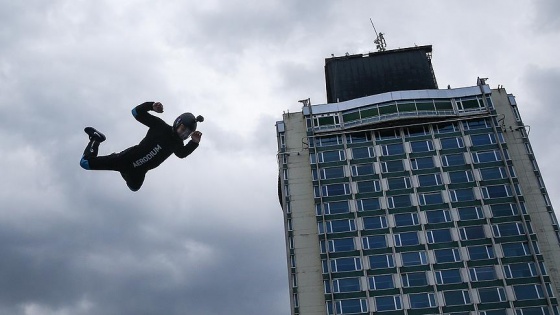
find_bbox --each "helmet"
[173,113,204,140]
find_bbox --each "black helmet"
[173,113,204,140]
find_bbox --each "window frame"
[441,153,466,167]
[410,156,435,170]
[410,140,435,153]
[409,292,437,309]
[401,271,428,287]
[418,173,443,187]
[440,136,465,150]
[435,268,462,284]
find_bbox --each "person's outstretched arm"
[131,102,167,128]
[175,131,202,158]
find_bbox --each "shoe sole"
[84,127,106,142]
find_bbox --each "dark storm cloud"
[0,1,559,315]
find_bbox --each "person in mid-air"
[80,101,203,191]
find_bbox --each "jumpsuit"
[80,102,199,191]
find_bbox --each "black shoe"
[84,127,106,142]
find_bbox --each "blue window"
[491,203,519,217]
[493,222,525,237]
[410,140,434,152]
[458,206,484,220]
[443,290,471,306]
[460,226,486,240]
[435,269,462,284]
[469,266,496,281]
[515,307,551,315]
[357,180,381,193]
[318,201,350,215]
[418,191,444,205]
[448,170,474,183]
[480,167,508,180]
[363,216,388,230]
[463,118,490,130]
[327,278,361,293]
[401,272,427,287]
[316,183,351,197]
[481,310,508,315]
[382,143,405,156]
[449,188,475,202]
[387,194,411,208]
[409,293,437,308]
[478,287,506,303]
[375,128,400,141]
[369,274,394,290]
[405,125,430,137]
[387,177,411,190]
[501,242,531,257]
[311,150,346,163]
[472,150,502,164]
[347,131,371,144]
[319,219,356,234]
[401,251,428,266]
[313,135,342,147]
[357,198,380,211]
[382,160,404,173]
[426,228,453,244]
[418,173,443,187]
[362,235,387,249]
[394,212,419,227]
[440,137,465,149]
[471,133,499,146]
[434,248,461,263]
[394,231,419,246]
[482,185,513,199]
[375,296,402,312]
[435,122,458,133]
[330,257,362,272]
[441,153,465,167]
[321,167,344,179]
[352,146,375,160]
[330,298,368,314]
[322,238,355,253]
[351,163,375,176]
[468,245,495,260]
[313,166,345,180]
[513,284,545,300]
[411,157,434,170]
[504,262,538,279]
[426,209,452,223]
[369,254,395,269]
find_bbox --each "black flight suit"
[80,102,199,191]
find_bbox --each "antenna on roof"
[370,18,386,52]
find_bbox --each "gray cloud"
[0,1,559,314]
[532,0,560,32]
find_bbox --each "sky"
[0,1,559,314]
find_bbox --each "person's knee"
[80,157,90,170]
[127,182,142,192]
[121,172,145,191]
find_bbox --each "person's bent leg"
[80,127,107,170]
[121,172,146,192]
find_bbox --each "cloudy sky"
[0,1,559,314]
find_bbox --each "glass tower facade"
[277,82,560,315]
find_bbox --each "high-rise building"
[276,47,560,315]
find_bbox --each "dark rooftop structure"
[324,45,438,103]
